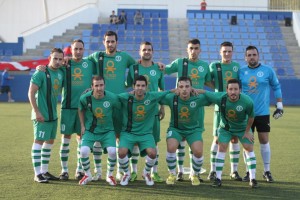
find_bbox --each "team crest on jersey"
[82,62,88,68]
[103,101,110,108]
[236,105,243,112]
[150,70,156,76]
[233,66,238,72]
[115,56,122,62]
[144,99,151,105]
[257,71,264,77]
[190,101,196,108]
[198,66,204,72]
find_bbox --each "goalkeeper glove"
[273,102,283,119]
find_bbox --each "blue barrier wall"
[0,37,23,56]
[1,74,299,105]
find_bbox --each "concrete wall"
[293,12,300,47]
[0,0,268,43]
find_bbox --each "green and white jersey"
[118,91,169,135]
[60,59,95,109]
[79,90,120,134]
[204,91,254,133]
[165,58,211,89]
[127,63,165,92]
[209,61,240,111]
[160,93,211,134]
[87,51,136,94]
[30,67,63,121]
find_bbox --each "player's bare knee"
[118,148,127,158]
[193,151,203,158]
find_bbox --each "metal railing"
[269,0,300,11]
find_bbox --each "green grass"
[1,103,300,200]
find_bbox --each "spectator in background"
[109,10,118,24]
[118,10,127,25]
[63,46,72,59]
[134,10,143,25]
[0,67,15,102]
[201,0,207,10]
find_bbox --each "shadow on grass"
[41,179,300,199]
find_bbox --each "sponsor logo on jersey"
[227,109,237,121]
[179,106,190,123]
[190,68,200,80]
[95,107,105,124]
[225,71,233,82]
[135,105,146,121]
[53,78,61,96]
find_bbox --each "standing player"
[0,67,15,102]
[126,41,165,183]
[165,38,212,181]
[208,41,242,181]
[58,39,96,181]
[198,79,258,188]
[239,45,283,183]
[78,76,120,186]
[161,77,211,186]
[118,75,171,186]
[86,30,136,179]
[28,48,64,183]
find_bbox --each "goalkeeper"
[239,45,283,183]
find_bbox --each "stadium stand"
[187,10,294,78]
[86,9,169,62]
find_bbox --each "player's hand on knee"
[273,102,283,119]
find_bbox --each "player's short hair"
[140,41,153,51]
[227,78,241,89]
[188,38,201,46]
[92,76,105,85]
[245,45,259,55]
[178,76,192,86]
[220,41,233,50]
[50,48,64,56]
[104,31,118,42]
[133,75,148,86]
[72,39,84,47]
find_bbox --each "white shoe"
[79,175,92,185]
[143,173,154,186]
[120,173,130,186]
[106,176,117,186]
[92,173,102,181]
